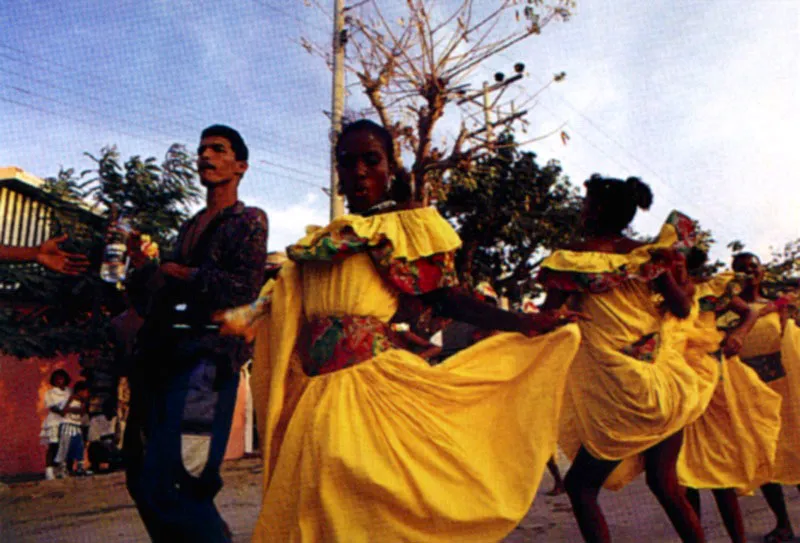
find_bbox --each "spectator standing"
[40,369,71,480]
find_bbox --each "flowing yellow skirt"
[678,355,782,489]
[251,325,581,542]
[558,312,719,491]
[771,320,800,484]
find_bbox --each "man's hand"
[36,234,90,275]
[124,232,149,269]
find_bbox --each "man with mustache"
[123,125,267,542]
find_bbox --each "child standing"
[55,381,91,476]
[40,369,71,480]
[87,399,122,473]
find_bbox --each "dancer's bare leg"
[564,447,620,543]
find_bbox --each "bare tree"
[300,0,575,201]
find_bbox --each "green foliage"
[0,144,201,359]
[43,168,83,203]
[767,237,800,280]
[81,144,201,251]
[437,132,582,303]
[727,240,745,254]
[761,238,800,299]
[698,237,798,298]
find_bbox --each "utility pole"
[329,0,346,220]
[482,81,493,144]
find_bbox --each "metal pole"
[330,0,346,220]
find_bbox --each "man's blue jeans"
[124,357,239,542]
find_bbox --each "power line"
[260,159,328,181]
[0,93,169,148]
[498,51,730,234]
[2,80,328,188]
[1,93,323,202]
[251,165,327,191]
[1,57,331,182]
[537,87,730,234]
[0,43,331,172]
[250,0,330,33]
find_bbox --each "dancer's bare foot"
[546,483,566,496]
[764,525,794,543]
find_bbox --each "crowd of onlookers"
[40,369,123,479]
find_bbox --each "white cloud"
[4,0,799,273]
[258,194,328,253]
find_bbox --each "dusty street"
[1,456,798,542]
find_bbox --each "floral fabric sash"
[302,315,403,376]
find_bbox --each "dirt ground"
[1,456,799,542]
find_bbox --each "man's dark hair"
[50,369,71,386]
[201,124,249,161]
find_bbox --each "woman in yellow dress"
[727,252,800,543]
[221,119,584,542]
[539,175,719,543]
[678,249,782,543]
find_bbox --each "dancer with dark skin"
[332,120,583,336]
[541,175,705,543]
[682,249,763,543]
[733,253,797,543]
[218,120,587,541]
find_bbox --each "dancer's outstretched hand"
[722,331,745,357]
[520,308,589,336]
[213,307,254,341]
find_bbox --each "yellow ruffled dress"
[721,304,800,485]
[249,207,582,542]
[539,212,719,490]
[677,276,782,490]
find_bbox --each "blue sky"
[1,0,798,265]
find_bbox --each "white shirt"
[42,387,71,429]
[88,414,116,442]
[62,397,83,425]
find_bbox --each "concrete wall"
[0,354,83,477]
[0,353,249,478]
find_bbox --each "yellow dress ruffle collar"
[287,206,462,263]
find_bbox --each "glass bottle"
[100,216,131,283]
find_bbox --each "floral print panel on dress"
[538,210,700,295]
[287,225,369,263]
[620,332,661,363]
[303,315,402,376]
[287,222,460,296]
[369,244,459,295]
[698,279,744,313]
